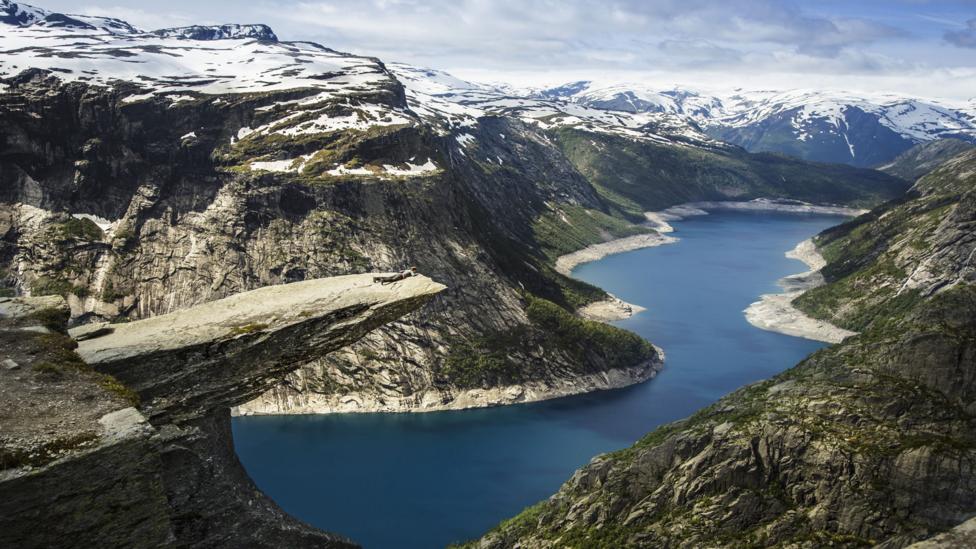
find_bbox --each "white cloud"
[25,0,976,100]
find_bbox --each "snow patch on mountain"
[388,64,723,148]
[1,0,138,33]
[538,81,976,147]
[151,24,277,41]
[0,20,395,101]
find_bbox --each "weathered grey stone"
[79,273,445,422]
[908,516,976,548]
[1,274,445,548]
[67,321,113,341]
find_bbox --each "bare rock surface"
[1,275,444,548]
[744,238,858,343]
[78,273,445,421]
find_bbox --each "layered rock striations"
[0,275,444,548]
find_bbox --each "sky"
[34,0,976,100]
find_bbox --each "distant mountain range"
[2,0,973,169]
[533,81,976,168]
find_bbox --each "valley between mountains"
[1,1,975,547]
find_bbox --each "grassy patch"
[525,294,657,372]
[229,322,270,336]
[532,204,651,261]
[53,218,104,242]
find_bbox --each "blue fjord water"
[232,210,845,549]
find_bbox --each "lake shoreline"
[743,238,858,343]
[557,198,866,323]
[234,349,664,415]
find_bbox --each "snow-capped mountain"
[2,0,973,168]
[151,24,278,41]
[534,81,976,167]
[0,0,276,40]
[0,3,396,99]
[387,64,723,148]
[0,0,137,33]
[0,2,711,152]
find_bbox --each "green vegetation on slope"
[551,127,909,217]
[466,147,976,549]
[442,294,658,390]
[795,149,976,331]
[532,203,652,260]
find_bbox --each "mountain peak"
[0,0,47,26]
[0,0,139,33]
[150,24,278,41]
[536,80,592,99]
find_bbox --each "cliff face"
[469,152,976,547]
[0,275,444,548]
[0,69,906,414]
[0,72,666,413]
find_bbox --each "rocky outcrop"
[467,149,976,548]
[908,517,976,548]
[77,274,445,422]
[1,275,444,548]
[0,73,665,415]
[150,24,279,41]
[0,294,172,548]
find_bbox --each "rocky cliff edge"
[0,274,444,548]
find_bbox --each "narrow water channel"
[233,210,845,549]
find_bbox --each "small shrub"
[27,307,68,333]
[56,218,104,242]
[30,275,74,297]
[71,285,90,298]
[32,361,65,379]
[98,375,140,406]
[229,322,270,336]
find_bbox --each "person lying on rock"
[373,266,417,284]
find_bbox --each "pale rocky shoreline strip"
[555,198,865,323]
[235,350,664,415]
[555,233,678,277]
[743,238,858,344]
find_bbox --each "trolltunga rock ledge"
[0,274,443,549]
[77,273,446,422]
